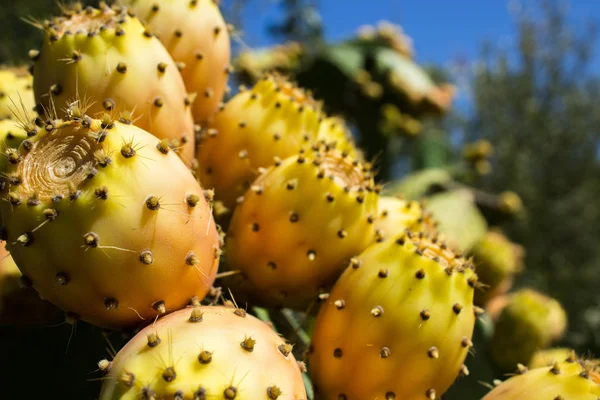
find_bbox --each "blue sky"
[237,0,600,72]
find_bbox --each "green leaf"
[425,189,488,252]
[383,168,453,199]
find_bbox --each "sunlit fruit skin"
[0,67,36,120]
[0,110,219,329]
[528,348,578,369]
[225,150,378,309]
[31,4,195,161]
[99,305,307,400]
[308,233,478,400]
[119,0,231,122]
[483,358,600,400]
[374,195,438,242]
[316,116,362,160]
[195,74,323,210]
[490,288,568,371]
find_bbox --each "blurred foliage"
[463,1,600,355]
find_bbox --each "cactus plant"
[0,67,36,120]
[0,119,29,174]
[0,104,219,329]
[225,149,378,309]
[308,232,478,400]
[374,195,438,242]
[195,74,324,210]
[483,357,600,399]
[118,0,231,122]
[99,304,307,399]
[31,3,196,161]
[490,288,568,371]
[529,348,578,369]
[316,115,362,160]
[470,230,524,306]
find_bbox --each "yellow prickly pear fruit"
[225,149,378,309]
[195,74,323,210]
[316,116,362,160]
[529,348,578,369]
[308,233,478,400]
[490,288,568,371]
[31,4,195,161]
[0,242,57,326]
[99,305,307,399]
[470,230,524,305]
[483,358,600,399]
[0,105,219,329]
[374,195,438,242]
[0,67,36,120]
[119,0,231,122]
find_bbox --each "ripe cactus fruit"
[307,233,478,400]
[483,357,600,399]
[0,108,219,329]
[490,288,568,371]
[374,195,437,242]
[225,149,378,309]
[99,305,307,399]
[470,230,524,305]
[195,74,323,209]
[31,4,195,161]
[119,0,231,122]
[316,116,361,160]
[529,348,578,369]
[0,242,58,326]
[0,68,36,120]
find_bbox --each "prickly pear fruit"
[0,242,58,326]
[470,230,524,305]
[529,348,578,369]
[31,3,195,161]
[316,116,361,160]
[119,0,231,122]
[0,107,219,329]
[195,74,323,209]
[308,233,478,400]
[375,195,438,242]
[490,288,567,371]
[483,358,600,399]
[0,68,36,120]
[225,149,378,309]
[99,305,307,399]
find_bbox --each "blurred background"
[1,0,599,398]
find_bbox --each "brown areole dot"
[189,307,203,323]
[147,332,161,347]
[223,386,237,399]
[55,272,70,285]
[162,366,176,382]
[139,250,153,265]
[104,297,118,310]
[198,350,212,364]
[240,336,256,352]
